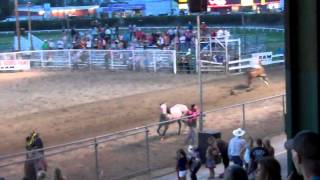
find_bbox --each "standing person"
[248,138,269,178]
[216,137,229,178]
[206,137,220,179]
[285,131,320,180]
[176,149,188,180]
[187,146,202,180]
[187,21,193,32]
[42,40,49,50]
[224,165,248,180]
[228,128,246,167]
[244,136,254,171]
[185,104,199,145]
[255,157,281,180]
[71,27,77,40]
[263,139,275,158]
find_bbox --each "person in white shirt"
[48,39,56,50]
[228,128,246,167]
[86,39,92,49]
[56,40,64,49]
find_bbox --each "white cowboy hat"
[232,128,246,137]
[188,145,194,153]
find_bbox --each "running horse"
[157,103,189,140]
[247,58,269,88]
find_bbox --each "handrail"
[0,93,286,163]
[205,94,285,114]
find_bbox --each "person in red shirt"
[185,104,199,145]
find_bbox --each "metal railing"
[0,93,286,180]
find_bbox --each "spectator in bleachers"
[224,164,248,180]
[53,167,67,180]
[255,157,281,180]
[200,22,208,35]
[206,137,220,179]
[263,139,275,158]
[176,149,188,180]
[228,128,246,167]
[56,39,64,50]
[48,39,56,50]
[248,138,269,179]
[187,21,193,31]
[285,131,320,180]
[71,27,77,40]
[42,40,49,50]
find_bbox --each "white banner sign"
[0,60,30,71]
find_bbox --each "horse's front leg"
[177,120,182,135]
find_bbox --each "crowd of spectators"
[41,21,201,52]
[41,21,232,53]
[176,124,320,180]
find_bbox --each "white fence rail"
[0,49,177,73]
[228,52,284,72]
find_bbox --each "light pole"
[27,2,34,50]
[197,14,204,132]
[14,0,21,51]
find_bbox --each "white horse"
[157,103,189,139]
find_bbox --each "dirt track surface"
[0,68,285,154]
[0,67,285,179]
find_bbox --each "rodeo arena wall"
[0,49,177,73]
[0,49,284,74]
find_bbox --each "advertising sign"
[208,0,279,7]
[0,60,30,71]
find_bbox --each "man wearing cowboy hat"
[228,128,246,167]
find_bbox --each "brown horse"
[247,65,269,88]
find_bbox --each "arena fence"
[0,49,177,73]
[0,94,286,180]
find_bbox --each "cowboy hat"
[232,128,246,137]
[188,145,194,153]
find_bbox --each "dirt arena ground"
[0,67,285,179]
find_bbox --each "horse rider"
[247,57,269,88]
